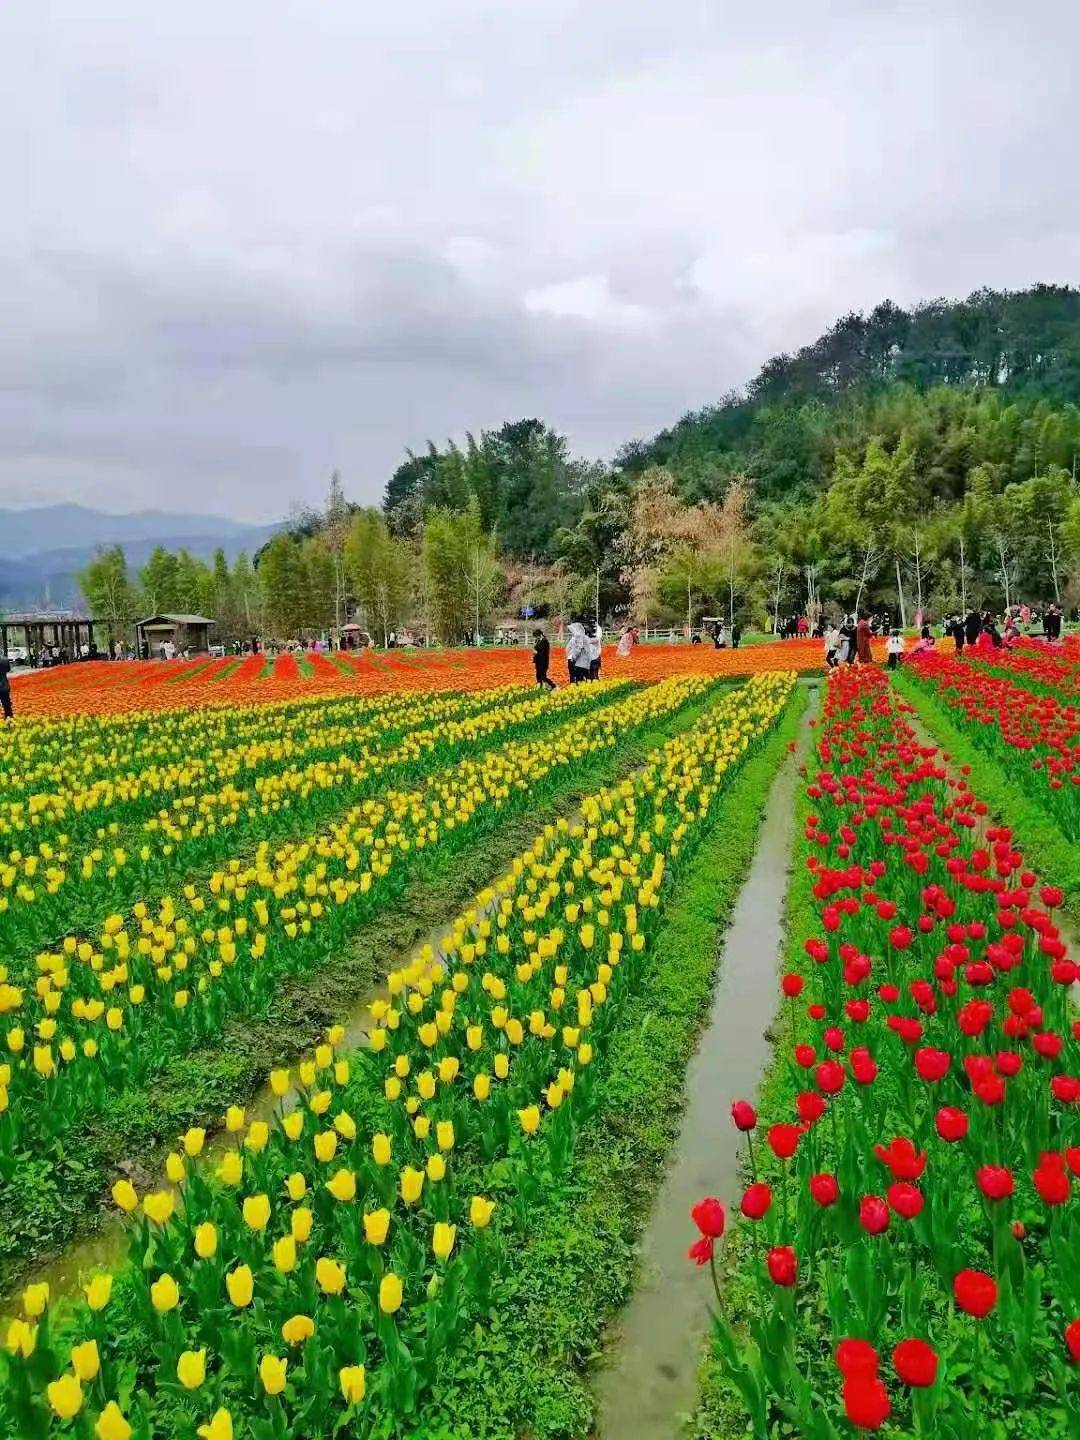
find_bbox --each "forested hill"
[615,285,1080,503]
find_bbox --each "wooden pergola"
[0,611,101,662]
[135,613,216,657]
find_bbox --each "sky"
[1,0,1078,523]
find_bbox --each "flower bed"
[693,666,1078,1437]
[0,673,797,1439]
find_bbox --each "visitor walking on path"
[824,621,841,669]
[886,628,905,669]
[856,612,873,664]
[565,620,589,683]
[532,629,555,690]
[0,654,12,720]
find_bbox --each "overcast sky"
[2,1,1077,522]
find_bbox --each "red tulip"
[887,1182,924,1220]
[1033,1031,1063,1061]
[816,1060,845,1095]
[730,1100,757,1132]
[794,1043,817,1069]
[1033,1158,1070,1206]
[767,1123,801,1160]
[809,1172,840,1207]
[766,1245,797,1287]
[936,1106,969,1143]
[1040,885,1064,909]
[740,1183,772,1220]
[954,1268,998,1317]
[797,1091,826,1125]
[1066,1147,1080,1178]
[781,973,804,998]
[859,1195,890,1235]
[914,1047,951,1082]
[1066,1318,1080,1363]
[976,1165,1014,1201]
[687,1235,714,1266]
[835,1338,879,1377]
[873,1137,927,1180]
[842,1374,891,1429]
[889,925,913,951]
[691,1197,726,1238]
[892,1338,938,1387]
[1051,1075,1079,1103]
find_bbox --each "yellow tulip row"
[0,676,708,1140]
[0,671,795,1439]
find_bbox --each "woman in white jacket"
[565,621,588,683]
[586,621,602,680]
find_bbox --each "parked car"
[4,646,28,663]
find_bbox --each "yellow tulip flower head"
[281,1313,315,1346]
[225,1265,253,1308]
[197,1412,233,1440]
[5,1319,37,1358]
[363,1208,390,1246]
[242,1194,271,1231]
[285,1171,307,1201]
[176,1348,207,1389]
[111,1178,138,1214]
[225,1105,245,1133]
[470,1195,496,1229]
[432,1222,457,1261]
[70,1339,100,1382]
[269,1068,290,1097]
[379,1272,403,1314]
[165,1153,186,1185]
[218,1150,243,1186]
[436,1120,455,1152]
[84,1273,112,1312]
[182,1126,206,1157]
[326,1168,356,1203]
[150,1274,180,1313]
[95,1400,133,1440]
[259,1354,288,1396]
[22,1282,49,1318]
[194,1222,218,1259]
[291,1207,313,1243]
[244,1121,270,1153]
[316,1256,346,1295]
[372,1132,392,1166]
[426,1153,446,1182]
[401,1166,424,1206]
[339,1363,367,1405]
[517,1105,541,1135]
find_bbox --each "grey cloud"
[1,0,1079,520]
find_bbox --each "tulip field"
[693,658,1079,1439]
[3,637,1078,1440]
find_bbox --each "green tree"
[258,534,306,639]
[422,501,501,643]
[344,510,413,644]
[139,546,180,613]
[79,545,141,648]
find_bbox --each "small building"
[0,610,101,660]
[135,613,216,657]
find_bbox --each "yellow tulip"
[4,1319,36,1357]
[150,1274,180,1312]
[363,1208,390,1246]
[333,1111,357,1140]
[279,1314,313,1347]
[316,1256,346,1295]
[379,1272,403,1314]
[401,1166,425,1205]
[22,1282,49,1318]
[259,1354,288,1396]
[165,1153,186,1184]
[47,1370,84,1416]
[194,1222,218,1259]
[517,1105,541,1135]
[291,1207,313,1243]
[436,1120,455,1151]
[432,1222,457,1261]
[177,1347,207,1389]
[225,1105,245,1133]
[95,1400,133,1440]
[427,1153,446,1182]
[372,1132,392,1166]
[270,1068,290,1096]
[470,1195,496,1229]
[70,1339,100,1381]
[417,1071,436,1100]
[313,1130,337,1162]
[218,1150,243,1186]
[282,1110,304,1141]
[339,1362,367,1405]
[272,1233,297,1274]
[182,1126,206,1156]
[84,1273,112,1311]
[225,1265,253,1307]
[494,1053,510,1079]
[473,1072,491,1100]
[326,1168,356,1203]
[285,1171,307,1201]
[111,1178,138,1215]
[197,1408,233,1440]
[244,1121,270,1152]
[243,1194,271,1231]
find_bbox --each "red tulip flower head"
[766,1245,798,1287]
[936,1106,969,1143]
[687,1236,714,1266]
[892,1338,938,1388]
[859,1195,890,1235]
[954,1268,998,1317]
[767,1123,801,1160]
[690,1197,726,1238]
[835,1338,879,1378]
[842,1374,891,1430]
[976,1165,1015,1201]
[1066,1318,1080,1363]
[730,1100,757,1132]
[873,1137,927,1180]
[740,1183,773,1220]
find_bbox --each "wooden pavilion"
[0,610,101,661]
[135,613,216,657]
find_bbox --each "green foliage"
[344,509,413,642]
[77,544,140,642]
[421,500,501,642]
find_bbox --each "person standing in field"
[565,619,588,683]
[0,653,12,720]
[856,612,873,664]
[886,628,905,669]
[586,620,602,680]
[532,629,555,690]
[616,626,634,658]
[824,621,841,669]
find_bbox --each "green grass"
[398,688,808,1440]
[893,667,1080,928]
[0,685,728,1301]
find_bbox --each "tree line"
[81,285,1080,644]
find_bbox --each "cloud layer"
[1,0,1077,519]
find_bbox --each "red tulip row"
[693,666,1079,1438]
[905,651,1080,841]
[964,643,1080,700]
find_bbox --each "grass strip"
[894,667,1080,927]
[399,687,807,1440]
[0,684,726,1299]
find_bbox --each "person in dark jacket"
[964,610,981,647]
[949,615,965,654]
[532,630,555,690]
[0,655,12,720]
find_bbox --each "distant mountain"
[0,504,275,559]
[0,505,282,610]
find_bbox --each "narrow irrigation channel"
[593,689,817,1440]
